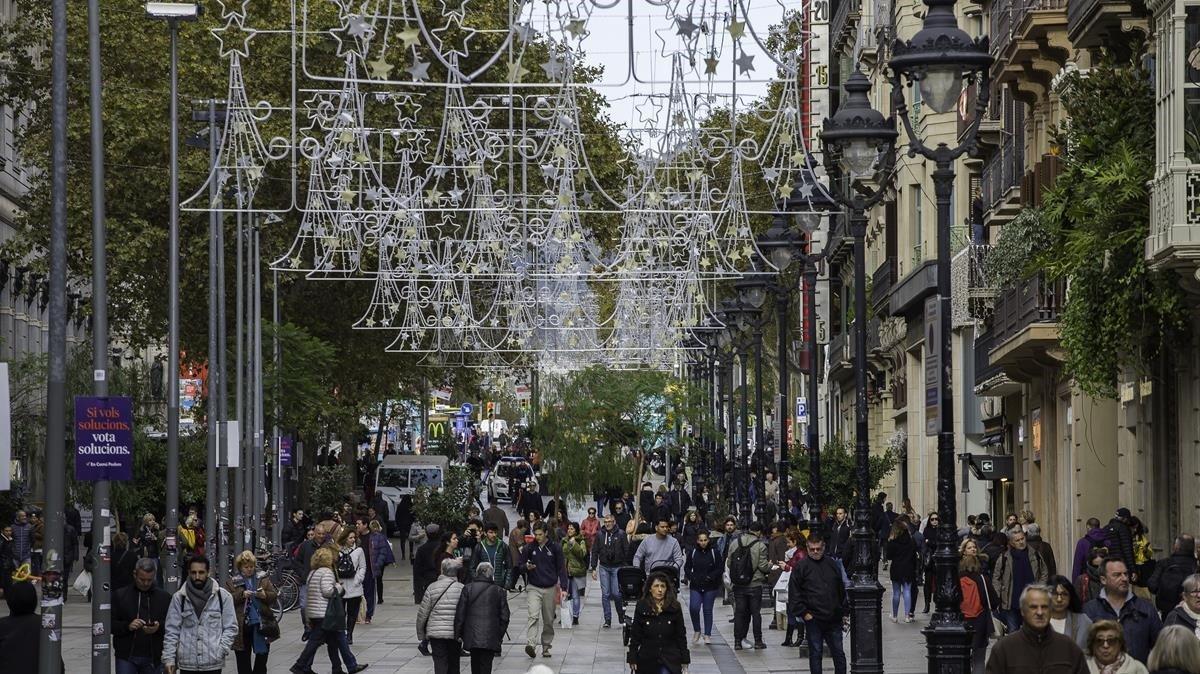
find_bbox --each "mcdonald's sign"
[428,421,447,439]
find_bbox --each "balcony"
[1146,168,1200,272]
[988,273,1066,378]
[871,257,896,313]
[951,243,996,327]
[831,0,862,57]
[828,331,852,382]
[1067,0,1149,52]
[989,0,1071,105]
[981,115,1024,226]
[973,328,1011,393]
[888,259,937,319]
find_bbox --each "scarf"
[1179,601,1200,640]
[1098,654,1126,674]
[185,577,213,618]
[243,574,261,626]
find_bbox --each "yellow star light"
[397,26,421,48]
[777,183,793,199]
[727,21,746,39]
[507,59,529,83]
[553,144,570,159]
[368,55,394,79]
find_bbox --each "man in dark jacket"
[0,581,43,671]
[985,584,1087,674]
[455,561,510,673]
[788,531,849,674]
[590,514,630,627]
[1104,509,1137,580]
[668,483,691,526]
[1149,534,1198,618]
[1083,557,1162,663]
[828,507,852,560]
[639,483,656,521]
[516,523,569,658]
[113,558,172,672]
[413,523,442,603]
[1072,518,1110,581]
[1025,523,1058,579]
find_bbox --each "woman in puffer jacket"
[455,562,510,674]
[290,547,367,674]
[417,558,466,674]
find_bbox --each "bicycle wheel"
[277,571,301,613]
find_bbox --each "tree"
[412,465,476,534]
[307,465,352,518]
[788,436,899,515]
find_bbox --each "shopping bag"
[72,566,93,592]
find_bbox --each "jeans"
[292,618,344,671]
[376,569,386,603]
[365,572,376,619]
[597,565,623,622]
[732,585,764,645]
[688,588,719,636]
[345,596,362,642]
[891,582,914,618]
[430,637,462,674]
[115,656,162,674]
[526,585,557,647]
[568,576,585,618]
[470,650,496,674]
[967,613,990,674]
[333,627,359,669]
[804,618,847,674]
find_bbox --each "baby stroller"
[618,563,680,645]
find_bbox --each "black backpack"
[336,551,356,579]
[728,537,760,586]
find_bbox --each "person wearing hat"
[413,523,442,604]
[0,581,42,670]
[1105,509,1138,581]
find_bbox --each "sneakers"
[525,645,537,658]
[603,619,612,629]
[890,614,898,623]
[904,615,915,623]
[694,632,703,644]
[572,616,579,626]
[703,635,711,645]
[542,646,552,658]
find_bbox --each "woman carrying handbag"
[227,550,279,674]
[959,552,1000,674]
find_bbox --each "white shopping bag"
[73,570,93,597]
[560,605,573,629]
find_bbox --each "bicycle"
[256,547,302,617]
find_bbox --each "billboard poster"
[74,396,134,481]
[279,435,294,466]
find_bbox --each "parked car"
[486,456,537,503]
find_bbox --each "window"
[376,467,409,489]
[1186,6,1200,164]
[911,184,923,267]
[409,468,443,489]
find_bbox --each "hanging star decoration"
[565,18,587,39]
[735,52,755,75]
[506,59,530,82]
[703,54,719,76]
[368,53,394,79]
[397,25,422,48]
[635,96,664,124]
[675,16,699,38]
[541,53,565,81]
[407,58,431,82]
[727,20,746,40]
[345,13,373,39]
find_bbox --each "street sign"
[460,402,474,416]
[816,318,829,345]
[924,295,941,436]
[980,459,993,473]
[279,435,294,467]
[796,397,808,424]
[74,396,135,481]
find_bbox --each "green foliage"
[985,208,1051,290]
[788,436,899,513]
[412,465,475,533]
[307,465,352,517]
[531,367,680,500]
[262,322,337,439]
[1038,49,1189,398]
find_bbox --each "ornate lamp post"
[719,299,755,527]
[734,270,769,523]
[820,67,898,674]
[887,2,991,670]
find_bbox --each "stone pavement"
[55,500,942,673]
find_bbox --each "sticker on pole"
[74,396,134,481]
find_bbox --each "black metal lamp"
[820,69,899,179]
[889,0,992,114]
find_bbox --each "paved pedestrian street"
[57,545,934,674]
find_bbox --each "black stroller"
[617,563,680,646]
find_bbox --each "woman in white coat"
[338,528,368,645]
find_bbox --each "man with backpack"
[726,521,772,650]
[161,555,237,674]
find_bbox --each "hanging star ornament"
[565,19,587,38]
[506,59,530,82]
[368,54,394,79]
[211,14,256,59]
[541,53,565,80]
[727,20,746,40]
[675,16,699,38]
[703,54,719,76]
[397,26,422,48]
[407,58,431,81]
[735,52,755,75]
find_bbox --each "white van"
[374,454,450,534]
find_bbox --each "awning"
[964,453,1014,481]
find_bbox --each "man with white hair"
[985,584,1087,673]
[992,528,1050,633]
[1024,522,1058,579]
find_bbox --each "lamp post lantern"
[888,1,992,671]
[820,67,898,674]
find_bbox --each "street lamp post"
[147,0,202,593]
[820,67,899,674]
[734,271,769,523]
[888,2,992,670]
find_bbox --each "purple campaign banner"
[280,435,294,466]
[74,396,134,481]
